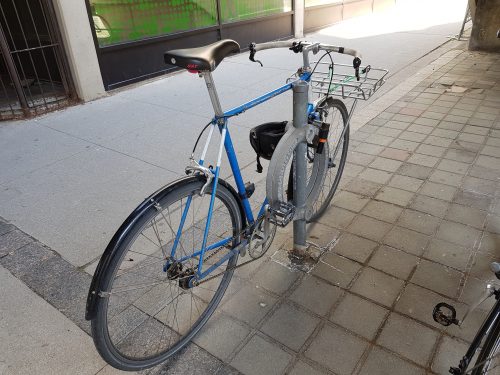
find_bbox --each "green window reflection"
[219,0,292,23]
[90,0,218,46]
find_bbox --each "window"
[219,0,292,23]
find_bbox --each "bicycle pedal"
[268,202,295,227]
[433,302,459,326]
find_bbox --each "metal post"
[292,80,308,253]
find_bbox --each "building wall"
[51,0,105,101]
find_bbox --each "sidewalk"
[5,3,500,375]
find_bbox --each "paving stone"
[384,226,429,256]
[415,117,440,127]
[368,245,418,279]
[399,130,427,142]
[395,283,455,329]
[221,284,278,326]
[377,313,439,366]
[393,114,418,123]
[431,336,471,375]
[307,223,341,248]
[313,253,361,288]
[330,293,388,340]
[459,276,498,312]
[375,186,414,207]
[431,128,459,139]
[261,303,319,352]
[378,147,411,161]
[288,361,325,375]
[411,259,463,298]
[358,168,393,184]
[343,178,382,198]
[381,177,421,202]
[376,127,402,138]
[108,305,148,344]
[369,157,403,172]
[399,107,424,117]
[253,261,299,295]
[407,124,434,135]
[486,214,500,235]
[447,308,489,343]
[385,120,409,130]
[424,238,471,271]
[390,139,420,152]
[289,275,343,316]
[332,191,370,213]
[420,181,457,201]
[0,221,14,236]
[318,206,356,229]
[359,346,425,375]
[333,233,378,263]
[214,365,243,375]
[355,143,386,155]
[231,335,292,375]
[358,125,378,134]
[457,133,486,144]
[444,149,476,164]
[397,209,440,235]
[366,134,394,146]
[0,241,56,278]
[351,267,404,307]
[305,324,368,375]
[150,343,223,375]
[437,159,470,175]
[463,176,497,196]
[407,153,439,168]
[464,125,489,135]
[361,200,403,224]
[346,215,392,242]
[424,135,453,147]
[342,163,364,178]
[478,232,500,255]
[19,255,92,332]
[193,313,250,361]
[445,114,468,124]
[469,252,499,282]
[445,203,486,229]
[0,229,34,257]
[410,194,449,218]
[348,151,376,166]
[453,190,492,211]
[397,163,433,179]
[476,155,500,171]
[436,220,481,249]
[428,170,463,187]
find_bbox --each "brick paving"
[1,44,500,375]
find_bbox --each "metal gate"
[0,0,75,120]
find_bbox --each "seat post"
[201,71,224,118]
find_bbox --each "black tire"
[309,97,349,221]
[287,97,349,222]
[472,316,500,374]
[91,179,242,371]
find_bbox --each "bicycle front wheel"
[472,316,500,374]
[308,97,349,221]
[91,177,242,371]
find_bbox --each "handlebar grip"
[253,41,295,52]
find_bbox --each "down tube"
[224,127,255,224]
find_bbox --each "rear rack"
[290,62,388,101]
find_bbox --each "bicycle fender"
[85,175,245,321]
[266,124,328,220]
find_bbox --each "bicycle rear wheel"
[308,97,349,221]
[90,178,242,371]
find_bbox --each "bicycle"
[85,38,387,370]
[433,262,500,374]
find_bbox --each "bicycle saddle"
[164,39,240,72]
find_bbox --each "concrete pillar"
[294,0,305,38]
[469,0,500,52]
[51,0,105,101]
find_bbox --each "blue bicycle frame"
[168,71,313,281]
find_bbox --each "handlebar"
[249,40,363,79]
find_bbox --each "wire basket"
[301,62,388,100]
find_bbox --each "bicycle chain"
[193,214,269,286]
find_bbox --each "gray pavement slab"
[0,265,105,375]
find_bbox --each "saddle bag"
[249,121,287,173]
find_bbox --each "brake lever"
[353,57,361,81]
[249,43,263,67]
